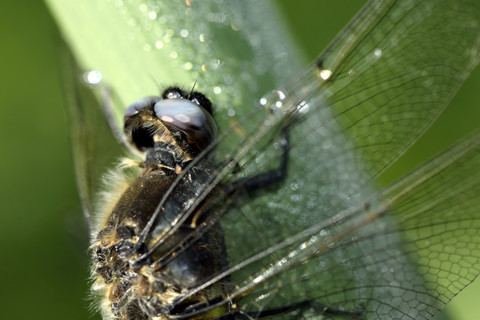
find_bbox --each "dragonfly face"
[60,0,480,319]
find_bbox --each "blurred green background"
[1,1,479,319]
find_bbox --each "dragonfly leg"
[248,300,363,319]
[213,300,363,319]
[229,130,290,194]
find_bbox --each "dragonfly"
[55,0,480,319]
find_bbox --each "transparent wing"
[61,48,124,232]
[316,0,480,177]
[58,0,480,319]
[153,0,480,318]
[217,129,480,320]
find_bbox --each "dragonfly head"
[124,87,218,169]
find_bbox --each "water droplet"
[148,11,157,20]
[297,101,310,114]
[211,59,221,70]
[231,22,240,31]
[83,70,102,85]
[155,40,164,49]
[164,29,174,43]
[180,29,189,38]
[138,4,147,12]
[184,62,193,70]
[319,69,332,80]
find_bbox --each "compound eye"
[124,96,162,119]
[154,98,217,151]
[162,87,185,99]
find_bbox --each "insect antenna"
[187,80,198,99]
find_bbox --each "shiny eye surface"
[153,98,217,151]
[124,96,161,119]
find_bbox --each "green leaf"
[46,0,480,319]
[45,0,303,128]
